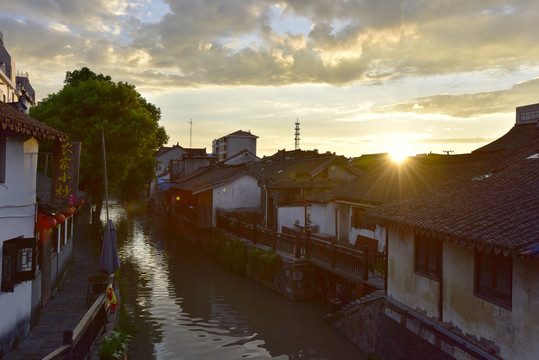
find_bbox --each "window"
[351,207,365,229]
[2,237,37,292]
[414,234,441,280]
[474,251,512,308]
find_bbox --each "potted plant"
[98,330,132,360]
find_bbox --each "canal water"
[110,204,366,359]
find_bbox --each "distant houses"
[154,143,207,177]
[212,130,258,161]
[152,106,539,359]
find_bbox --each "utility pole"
[295,118,300,150]
[189,118,193,147]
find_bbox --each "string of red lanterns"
[36,198,85,231]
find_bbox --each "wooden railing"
[216,215,383,281]
[41,275,113,360]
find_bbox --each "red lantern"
[54,213,66,225]
[45,217,57,230]
[37,214,57,230]
[62,206,76,217]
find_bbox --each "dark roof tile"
[0,101,66,141]
[365,124,539,253]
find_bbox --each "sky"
[1,0,538,158]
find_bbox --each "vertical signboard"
[50,141,81,207]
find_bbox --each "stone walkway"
[4,224,106,360]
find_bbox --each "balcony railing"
[41,274,114,360]
[216,214,385,281]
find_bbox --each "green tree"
[31,68,168,223]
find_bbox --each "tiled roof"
[157,145,207,157]
[249,152,361,186]
[316,152,493,204]
[364,123,539,256]
[170,164,263,194]
[184,147,207,155]
[223,149,260,164]
[227,130,258,138]
[0,101,66,141]
[156,146,174,156]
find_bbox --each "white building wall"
[387,228,439,318]
[277,205,307,231]
[224,137,256,159]
[0,281,32,338]
[349,222,386,251]
[310,202,386,248]
[310,203,338,236]
[443,242,539,360]
[212,175,260,226]
[156,147,187,175]
[0,136,38,349]
[0,56,16,103]
[387,227,539,359]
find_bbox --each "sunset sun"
[389,150,408,163]
[388,143,414,163]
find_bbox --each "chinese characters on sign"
[51,141,81,207]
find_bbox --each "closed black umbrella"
[99,219,120,274]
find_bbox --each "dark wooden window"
[317,167,328,179]
[414,234,441,280]
[351,207,365,229]
[474,251,512,309]
[2,237,37,292]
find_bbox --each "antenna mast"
[294,118,300,150]
[189,118,193,147]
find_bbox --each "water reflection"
[110,204,366,359]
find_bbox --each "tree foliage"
[31,67,168,220]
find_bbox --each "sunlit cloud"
[0,0,537,158]
[379,78,539,118]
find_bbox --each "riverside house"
[154,143,207,177]
[363,105,539,360]
[168,163,264,228]
[250,149,364,232]
[0,101,68,356]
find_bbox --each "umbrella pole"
[101,131,109,222]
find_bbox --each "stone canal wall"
[327,295,497,360]
[207,228,318,301]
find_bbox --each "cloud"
[378,78,539,117]
[2,0,539,91]
[128,0,539,87]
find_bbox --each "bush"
[98,330,132,360]
[209,233,247,274]
[247,248,280,283]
